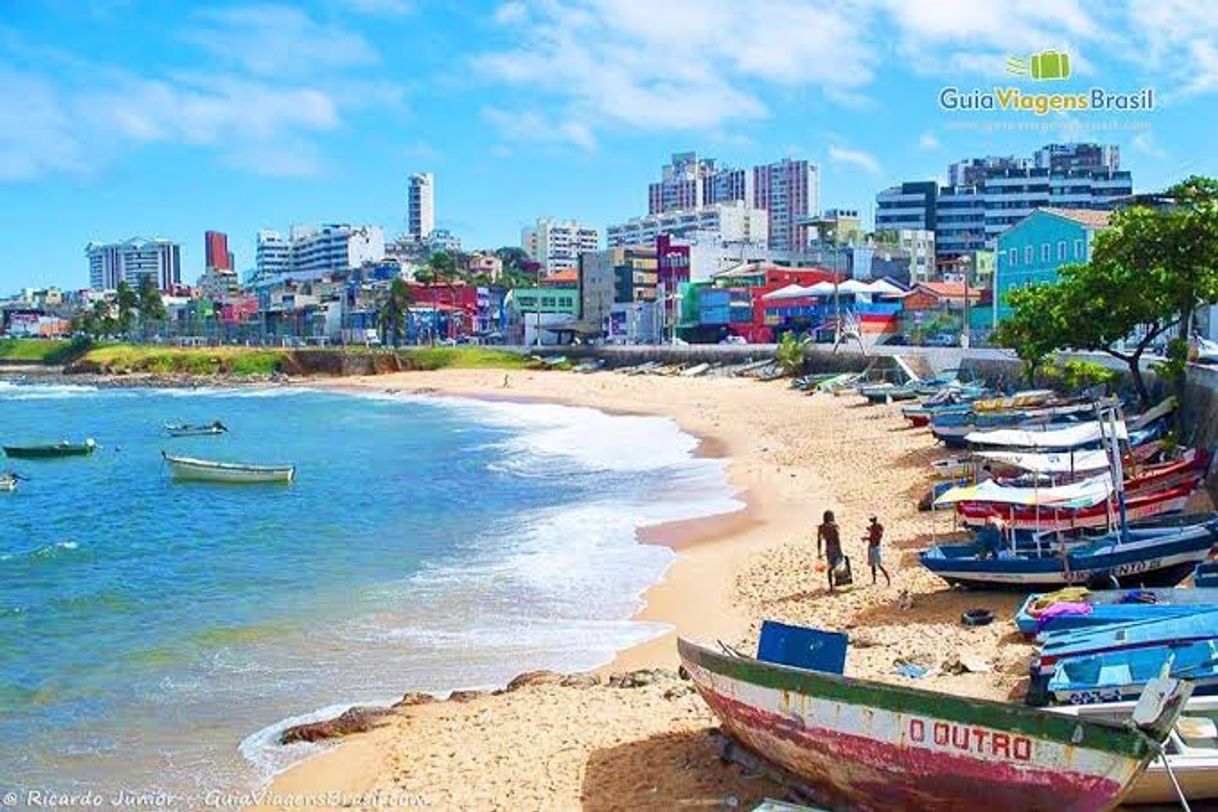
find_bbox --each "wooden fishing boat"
[859,383,919,404]
[163,421,228,437]
[1034,610,1218,682]
[954,481,1198,532]
[3,439,95,459]
[1045,638,1218,705]
[919,516,1218,590]
[678,636,1191,811]
[1197,560,1218,587]
[1014,587,1218,635]
[161,452,294,484]
[1052,696,1218,805]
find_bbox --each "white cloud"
[828,144,882,175]
[918,131,940,150]
[182,5,379,77]
[473,0,873,143]
[483,107,597,151]
[1131,132,1168,159]
[0,69,87,180]
[493,2,527,24]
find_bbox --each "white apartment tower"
[255,230,291,277]
[255,225,385,281]
[408,173,435,241]
[86,238,181,291]
[521,218,601,275]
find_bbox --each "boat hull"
[3,445,94,459]
[163,455,294,484]
[919,525,1218,590]
[957,482,1197,532]
[678,638,1162,812]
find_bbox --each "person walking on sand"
[865,515,891,587]
[816,510,843,593]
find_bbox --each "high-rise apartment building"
[607,202,768,248]
[521,218,601,275]
[85,238,181,291]
[254,225,384,280]
[408,173,435,241]
[753,158,821,252]
[877,143,1131,262]
[204,230,231,271]
[647,152,754,214]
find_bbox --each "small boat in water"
[164,421,228,437]
[162,452,294,484]
[679,635,1191,811]
[0,473,19,491]
[1051,696,1218,805]
[3,439,96,459]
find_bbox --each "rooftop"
[1037,208,1115,229]
[913,281,984,300]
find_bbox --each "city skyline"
[4,1,1218,289]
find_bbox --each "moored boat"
[3,439,96,459]
[161,452,294,484]
[164,421,228,437]
[0,473,17,491]
[678,636,1191,811]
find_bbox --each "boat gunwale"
[678,636,1154,759]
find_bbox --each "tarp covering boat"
[934,472,1114,508]
[976,448,1114,475]
[965,421,1128,450]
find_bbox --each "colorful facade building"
[993,208,1112,323]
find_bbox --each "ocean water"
[0,381,740,799]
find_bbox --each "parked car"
[720,335,748,345]
[924,333,958,347]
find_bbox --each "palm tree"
[377,278,413,346]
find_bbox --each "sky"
[3,0,1218,290]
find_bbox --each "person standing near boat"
[865,515,891,586]
[816,510,843,593]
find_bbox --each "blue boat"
[919,517,1218,591]
[1044,638,1218,704]
[1036,610,1218,677]
[1197,560,1218,587]
[1015,587,1218,635]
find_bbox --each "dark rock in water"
[393,692,437,708]
[278,706,393,745]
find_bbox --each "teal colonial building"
[993,208,1112,323]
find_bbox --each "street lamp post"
[960,254,973,350]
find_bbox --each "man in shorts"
[865,515,891,587]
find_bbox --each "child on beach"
[865,515,891,587]
[816,510,843,593]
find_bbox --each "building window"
[1024,245,1033,264]
[1008,248,1018,266]
[1041,243,1051,262]
[1074,238,1084,259]
[1057,241,1067,261]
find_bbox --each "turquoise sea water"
[0,381,739,800]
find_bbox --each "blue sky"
[3,0,1218,290]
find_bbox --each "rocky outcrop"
[278,706,395,745]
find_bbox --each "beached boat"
[680,362,711,377]
[930,456,972,479]
[1014,587,1218,635]
[161,452,294,484]
[859,383,919,404]
[1045,638,1218,705]
[1052,696,1218,805]
[678,636,1191,811]
[3,439,96,459]
[919,516,1218,590]
[1197,560,1218,587]
[951,480,1198,533]
[1035,610,1218,680]
[164,421,228,437]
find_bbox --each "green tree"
[377,278,413,346]
[114,280,139,337]
[137,275,167,339]
[993,283,1067,386]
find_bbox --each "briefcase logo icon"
[1006,50,1072,81]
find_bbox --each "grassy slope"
[0,338,90,364]
[397,347,530,370]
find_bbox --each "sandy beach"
[255,368,1036,811]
